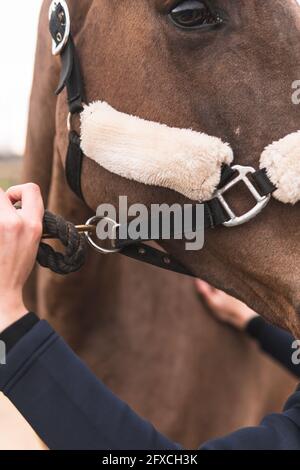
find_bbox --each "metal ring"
[67,112,75,132]
[67,112,81,132]
[49,0,71,56]
[84,216,121,254]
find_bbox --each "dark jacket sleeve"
[0,320,180,450]
[246,316,300,378]
[201,392,300,449]
[0,313,39,354]
[1,320,300,450]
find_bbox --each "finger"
[0,188,15,215]
[195,279,214,297]
[7,184,44,222]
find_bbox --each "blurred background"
[0,0,42,189]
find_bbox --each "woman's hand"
[0,184,44,332]
[195,280,259,330]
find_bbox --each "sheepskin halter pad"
[80,102,233,201]
[80,101,300,205]
[260,131,300,205]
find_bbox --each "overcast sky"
[0,0,42,155]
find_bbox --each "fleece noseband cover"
[80,101,300,205]
[260,131,300,205]
[80,102,233,202]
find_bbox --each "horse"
[23,0,298,448]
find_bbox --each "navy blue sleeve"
[0,321,181,451]
[0,312,39,354]
[246,316,300,378]
[1,320,300,450]
[201,404,300,449]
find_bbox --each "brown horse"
[23,0,298,448]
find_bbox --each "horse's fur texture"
[22,0,298,448]
[80,101,233,201]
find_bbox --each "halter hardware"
[49,0,70,56]
[84,216,122,254]
[215,165,271,228]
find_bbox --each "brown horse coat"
[22,0,297,448]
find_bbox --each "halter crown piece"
[48,0,300,277]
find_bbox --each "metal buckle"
[215,165,271,228]
[84,216,121,254]
[49,0,71,56]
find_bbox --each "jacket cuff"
[0,313,39,354]
[0,321,57,392]
[245,316,266,340]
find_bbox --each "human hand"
[195,279,259,330]
[0,184,44,332]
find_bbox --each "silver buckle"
[49,0,71,56]
[215,165,271,228]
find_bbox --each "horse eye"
[169,0,223,30]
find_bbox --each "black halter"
[49,0,276,278]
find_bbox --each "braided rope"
[37,211,87,275]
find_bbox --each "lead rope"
[38,211,87,275]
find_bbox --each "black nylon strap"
[121,244,194,277]
[55,36,85,114]
[205,197,229,227]
[252,168,277,196]
[50,2,86,201]
[115,187,234,277]
[218,164,236,188]
[55,37,73,94]
[66,131,84,200]
[115,199,228,251]
[49,5,85,114]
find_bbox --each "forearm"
[246,316,300,378]
[1,316,300,450]
[0,318,181,451]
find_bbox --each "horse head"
[56,0,300,336]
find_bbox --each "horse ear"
[0,393,48,450]
[260,130,300,205]
[80,101,234,201]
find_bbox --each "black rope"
[37,211,87,275]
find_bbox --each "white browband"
[80,101,300,205]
